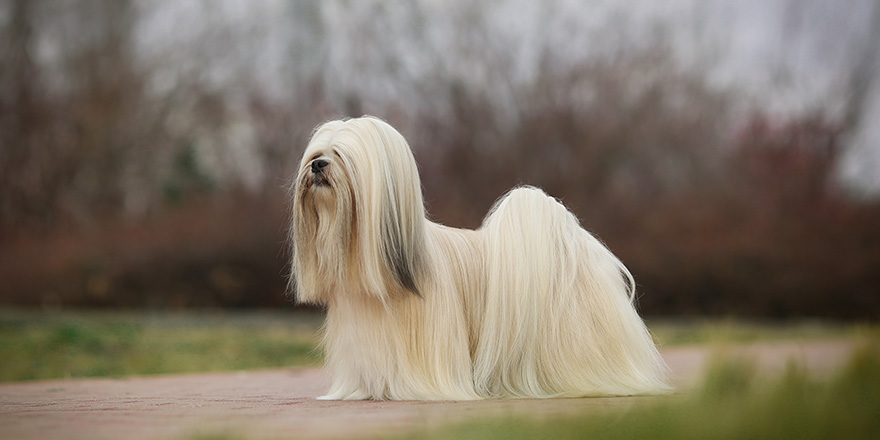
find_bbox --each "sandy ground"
[0,339,862,440]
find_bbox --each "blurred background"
[1,0,878,320]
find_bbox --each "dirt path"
[0,339,862,440]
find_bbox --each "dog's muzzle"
[311,159,329,174]
[310,159,330,187]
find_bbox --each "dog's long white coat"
[290,116,671,400]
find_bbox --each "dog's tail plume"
[473,186,671,398]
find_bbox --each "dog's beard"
[303,175,336,216]
[292,167,355,303]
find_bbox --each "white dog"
[289,116,670,400]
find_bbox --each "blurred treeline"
[1,0,878,319]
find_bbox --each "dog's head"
[289,116,426,305]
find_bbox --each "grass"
[398,342,880,440]
[0,309,323,381]
[647,317,877,347]
[0,309,874,383]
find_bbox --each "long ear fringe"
[352,117,428,301]
[474,186,671,398]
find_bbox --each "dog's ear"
[378,180,424,296]
[347,116,427,300]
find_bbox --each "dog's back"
[473,186,671,397]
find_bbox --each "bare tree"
[0,0,44,231]
[842,1,880,135]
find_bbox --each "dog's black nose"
[311,159,329,174]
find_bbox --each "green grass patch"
[0,310,874,383]
[399,342,880,440]
[647,318,876,347]
[0,309,323,381]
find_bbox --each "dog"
[288,116,671,400]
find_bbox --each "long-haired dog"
[289,116,671,400]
